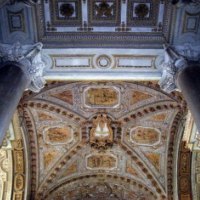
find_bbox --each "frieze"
[48,53,157,70]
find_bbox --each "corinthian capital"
[0,42,47,92]
[159,44,188,93]
[0,0,39,7]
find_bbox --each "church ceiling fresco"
[17,81,189,200]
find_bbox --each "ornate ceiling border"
[0,112,27,200]
[36,0,172,48]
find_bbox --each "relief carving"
[13,140,23,150]
[87,154,117,170]
[180,177,190,192]
[85,87,119,107]
[14,174,24,191]
[13,193,23,200]
[14,151,24,173]
[90,114,113,150]
[130,126,160,146]
[0,150,8,181]
[180,153,190,174]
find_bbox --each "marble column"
[0,42,46,145]
[159,45,200,131]
[177,63,200,131]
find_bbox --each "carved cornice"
[0,42,50,92]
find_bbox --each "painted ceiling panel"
[18,81,187,200]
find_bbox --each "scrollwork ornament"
[9,0,39,5]
[159,45,188,93]
[176,43,200,62]
[0,42,48,92]
[0,0,39,7]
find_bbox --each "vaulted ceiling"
[0,1,200,200]
[17,81,189,200]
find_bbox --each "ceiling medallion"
[96,55,112,69]
[90,114,113,150]
[135,4,149,18]
[60,3,75,17]
[95,1,114,18]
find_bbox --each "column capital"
[159,44,188,93]
[0,42,47,92]
[0,0,39,7]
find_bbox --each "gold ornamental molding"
[0,112,26,200]
[90,114,113,150]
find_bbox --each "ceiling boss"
[90,114,113,150]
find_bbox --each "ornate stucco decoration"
[172,0,200,6]
[176,43,200,62]
[0,0,38,7]
[90,114,113,150]
[0,42,49,92]
[159,44,188,93]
